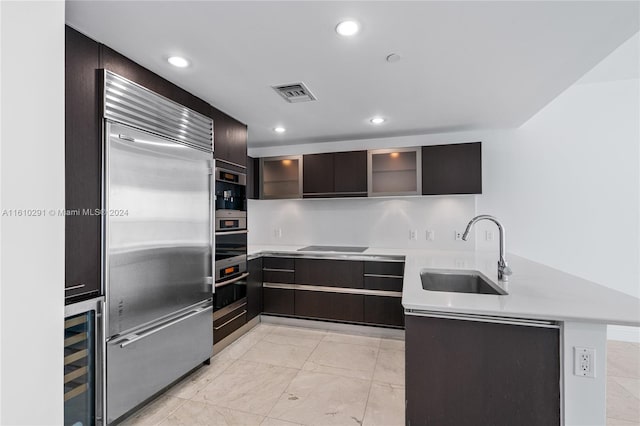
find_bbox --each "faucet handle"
[502,265,513,276]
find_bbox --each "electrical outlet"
[486,231,494,241]
[274,228,282,238]
[574,347,596,378]
[409,230,418,241]
[426,230,435,241]
[454,231,463,241]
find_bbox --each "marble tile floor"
[119,323,639,426]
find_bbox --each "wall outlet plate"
[426,230,435,241]
[454,231,463,241]
[409,230,418,241]
[574,346,596,378]
[486,230,494,241]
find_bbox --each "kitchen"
[1,1,639,426]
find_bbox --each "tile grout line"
[360,341,384,426]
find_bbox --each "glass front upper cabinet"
[260,155,303,199]
[368,147,422,196]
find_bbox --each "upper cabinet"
[65,26,102,302]
[211,108,248,169]
[368,147,422,197]
[260,156,303,199]
[422,142,482,195]
[246,156,260,200]
[302,151,367,198]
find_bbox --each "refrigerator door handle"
[118,305,212,348]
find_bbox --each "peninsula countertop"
[247,245,640,326]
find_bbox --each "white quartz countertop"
[248,244,640,326]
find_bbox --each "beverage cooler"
[64,297,104,426]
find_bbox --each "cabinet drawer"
[263,257,295,270]
[263,270,295,284]
[213,301,247,343]
[263,287,294,315]
[294,290,364,323]
[364,261,404,277]
[364,295,404,327]
[364,276,403,292]
[295,259,364,288]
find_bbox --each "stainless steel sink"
[420,269,507,295]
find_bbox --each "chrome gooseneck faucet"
[462,215,513,281]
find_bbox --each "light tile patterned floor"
[119,323,639,426]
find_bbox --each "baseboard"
[260,314,405,340]
[607,325,640,343]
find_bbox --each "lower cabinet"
[263,287,295,315]
[247,258,263,321]
[406,314,560,426]
[363,295,404,327]
[294,291,364,323]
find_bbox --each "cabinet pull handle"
[66,284,86,291]
[215,272,250,288]
[214,310,247,330]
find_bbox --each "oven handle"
[215,272,249,288]
[215,230,248,236]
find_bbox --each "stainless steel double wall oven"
[214,163,248,315]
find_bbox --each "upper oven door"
[215,167,247,212]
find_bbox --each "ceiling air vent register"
[272,82,317,103]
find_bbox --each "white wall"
[477,37,640,342]
[248,196,476,250]
[0,1,65,424]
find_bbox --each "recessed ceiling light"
[274,126,286,133]
[167,56,190,68]
[370,117,385,125]
[336,20,360,36]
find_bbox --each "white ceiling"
[66,1,639,148]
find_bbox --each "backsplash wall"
[248,195,477,250]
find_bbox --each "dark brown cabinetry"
[65,26,102,301]
[303,153,334,196]
[247,156,260,200]
[302,151,367,198]
[363,261,404,327]
[422,142,482,195]
[247,258,263,321]
[295,291,364,323]
[263,288,295,315]
[260,256,403,328]
[295,258,364,288]
[262,257,295,315]
[211,108,248,169]
[364,295,404,327]
[406,314,560,426]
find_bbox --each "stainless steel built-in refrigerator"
[102,71,214,424]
